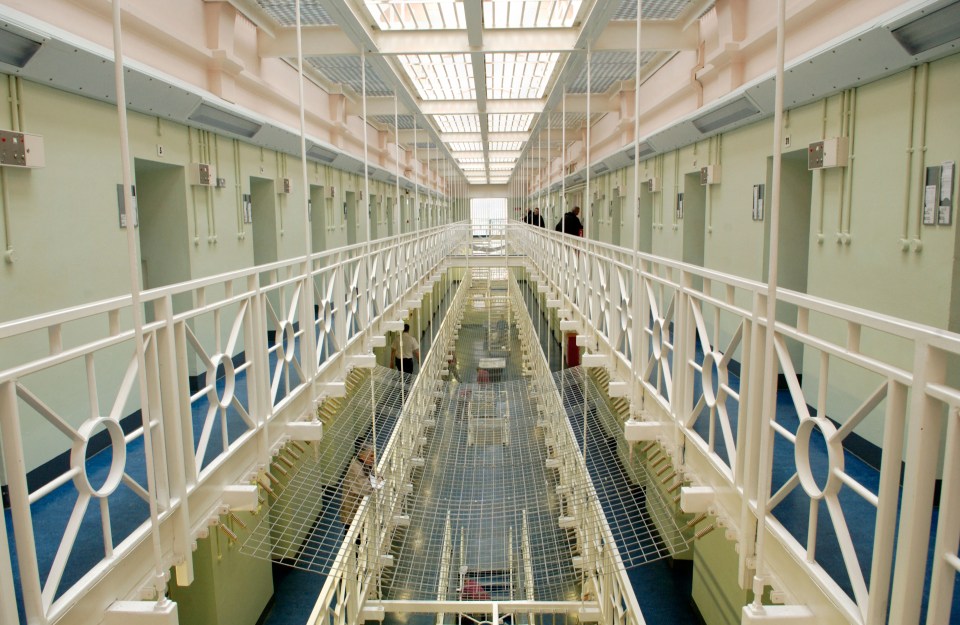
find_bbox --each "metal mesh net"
[241,268,688,605]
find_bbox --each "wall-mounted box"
[0,130,44,168]
[700,165,721,185]
[328,186,336,198]
[276,177,291,194]
[808,137,849,169]
[189,162,215,186]
[647,177,660,193]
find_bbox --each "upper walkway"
[1,223,959,625]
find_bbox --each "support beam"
[741,605,816,623]
[222,485,259,511]
[594,20,699,52]
[419,100,544,116]
[258,25,357,57]
[102,601,179,625]
[679,486,714,514]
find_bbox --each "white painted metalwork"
[513,213,960,623]
[0,224,463,625]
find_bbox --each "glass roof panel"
[364,0,466,30]
[489,156,518,163]
[486,52,559,99]
[435,114,481,133]
[460,164,487,171]
[488,113,534,132]
[449,142,484,152]
[483,0,583,29]
[457,157,486,164]
[489,164,515,171]
[398,54,474,100]
[490,141,524,151]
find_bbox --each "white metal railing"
[307,265,470,625]
[5,217,958,625]
[0,224,467,625]
[513,221,960,624]
[508,276,644,625]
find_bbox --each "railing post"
[0,486,18,625]
[739,290,769,589]
[0,380,45,624]
[889,341,945,623]
[153,294,194,585]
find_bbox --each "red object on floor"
[461,579,490,600]
[566,333,580,367]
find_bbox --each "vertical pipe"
[111,0,167,601]
[585,44,591,242]
[749,0,786,611]
[395,108,402,237]
[562,88,566,225]
[293,0,317,397]
[629,2,643,410]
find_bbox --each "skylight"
[457,157,486,164]
[435,114,481,133]
[486,52,559,99]
[483,0,584,29]
[488,113,534,132]
[397,54,474,100]
[450,142,484,152]
[365,0,466,30]
[490,141,523,151]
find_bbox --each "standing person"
[555,206,583,236]
[391,323,420,374]
[530,206,545,227]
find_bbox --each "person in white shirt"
[391,323,420,374]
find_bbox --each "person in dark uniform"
[555,206,583,235]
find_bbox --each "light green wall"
[691,521,750,625]
[169,506,273,625]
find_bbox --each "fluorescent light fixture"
[308,144,338,163]
[0,27,41,68]
[591,162,609,174]
[892,0,960,55]
[691,95,760,134]
[188,102,262,138]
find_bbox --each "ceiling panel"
[486,52,559,99]
[257,0,336,26]
[398,53,475,100]
[611,0,693,21]
[483,0,584,29]
[307,56,393,95]
[567,50,657,93]
[365,0,466,30]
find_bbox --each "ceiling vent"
[188,103,261,138]
[691,95,761,134]
[307,144,337,163]
[591,162,609,175]
[891,0,960,55]
[0,26,42,69]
